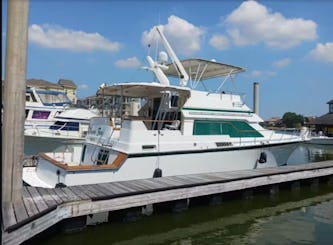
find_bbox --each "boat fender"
[259,152,267,164]
[153,168,162,178]
[55,182,67,188]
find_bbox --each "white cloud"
[142,15,205,56]
[79,84,89,90]
[209,34,229,50]
[272,58,291,68]
[115,57,141,68]
[309,42,333,63]
[29,24,121,52]
[251,70,276,78]
[225,0,317,49]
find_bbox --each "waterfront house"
[312,99,333,136]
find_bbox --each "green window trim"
[193,120,263,138]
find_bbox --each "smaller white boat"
[25,107,99,155]
[25,87,72,128]
[24,87,100,154]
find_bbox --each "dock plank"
[95,183,125,196]
[2,202,17,230]
[13,201,29,224]
[35,187,58,208]
[70,185,99,199]
[61,187,82,202]
[22,188,39,217]
[68,186,91,200]
[113,181,142,193]
[26,186,49,212]
[140,179,169,189]
[83,184,107,197]
[52,187,71,202]
[44,188,64,205]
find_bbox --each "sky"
[2,0,333,120]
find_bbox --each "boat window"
[32,110,51,119]
[25,109,29,118]
[37,90,71,105]
[25,91,37,102]
[193,120,263,137]
[63,122,79,131]
[171,95,179,107]
[49,121,65,130]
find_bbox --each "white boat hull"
[23,142,298,188]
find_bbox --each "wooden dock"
[2,160,333,245]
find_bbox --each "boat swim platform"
[2,160,333,245]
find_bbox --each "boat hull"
[23,142,299,187]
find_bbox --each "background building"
[312,99,333,136]
[26,78,77,103]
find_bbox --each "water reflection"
[288,143,333,164]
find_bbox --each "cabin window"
[50,121,65,130]
[63,122,79,131]
[32,110,50,119]
[25,91,37,102]
[49,121,79,131]
[171,95,179,107]
[25,110,29,118]
[193,120,263,137]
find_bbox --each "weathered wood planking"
[2,161,333,245]
[26,186,49,212]
[2,202,17,230]
[22,188,39,217]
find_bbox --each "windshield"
[37,90,72,105]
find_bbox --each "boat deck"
[2,160,333,245]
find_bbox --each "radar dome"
[158,51,168,65]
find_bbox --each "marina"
[2,1,333,245]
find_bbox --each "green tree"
[282,112,304,128]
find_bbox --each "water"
[26,144,333,245]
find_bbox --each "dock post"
[2,0,29,203]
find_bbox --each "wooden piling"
[2,0,29,203]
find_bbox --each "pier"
[2,160,333,245]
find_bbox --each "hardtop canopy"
[164,58,245,81]
[96,82,191,99]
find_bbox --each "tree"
[282,112,304,128]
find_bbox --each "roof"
[313,113,333,125]
[27,79,62,89]
[96,82,191,98]
[327,99,333,104]
[163,58,245,81]
[58,79,77,89]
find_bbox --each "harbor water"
[26,143,333,245]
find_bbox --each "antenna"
[155,26,189,86]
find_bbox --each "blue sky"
[2,0,333,119]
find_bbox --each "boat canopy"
[97,82,191,99]
[163,58,245,81]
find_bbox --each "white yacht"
[23,27,307,188]
[25,107,99,155]
[24,87,99,154]
[25,87,71,128]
